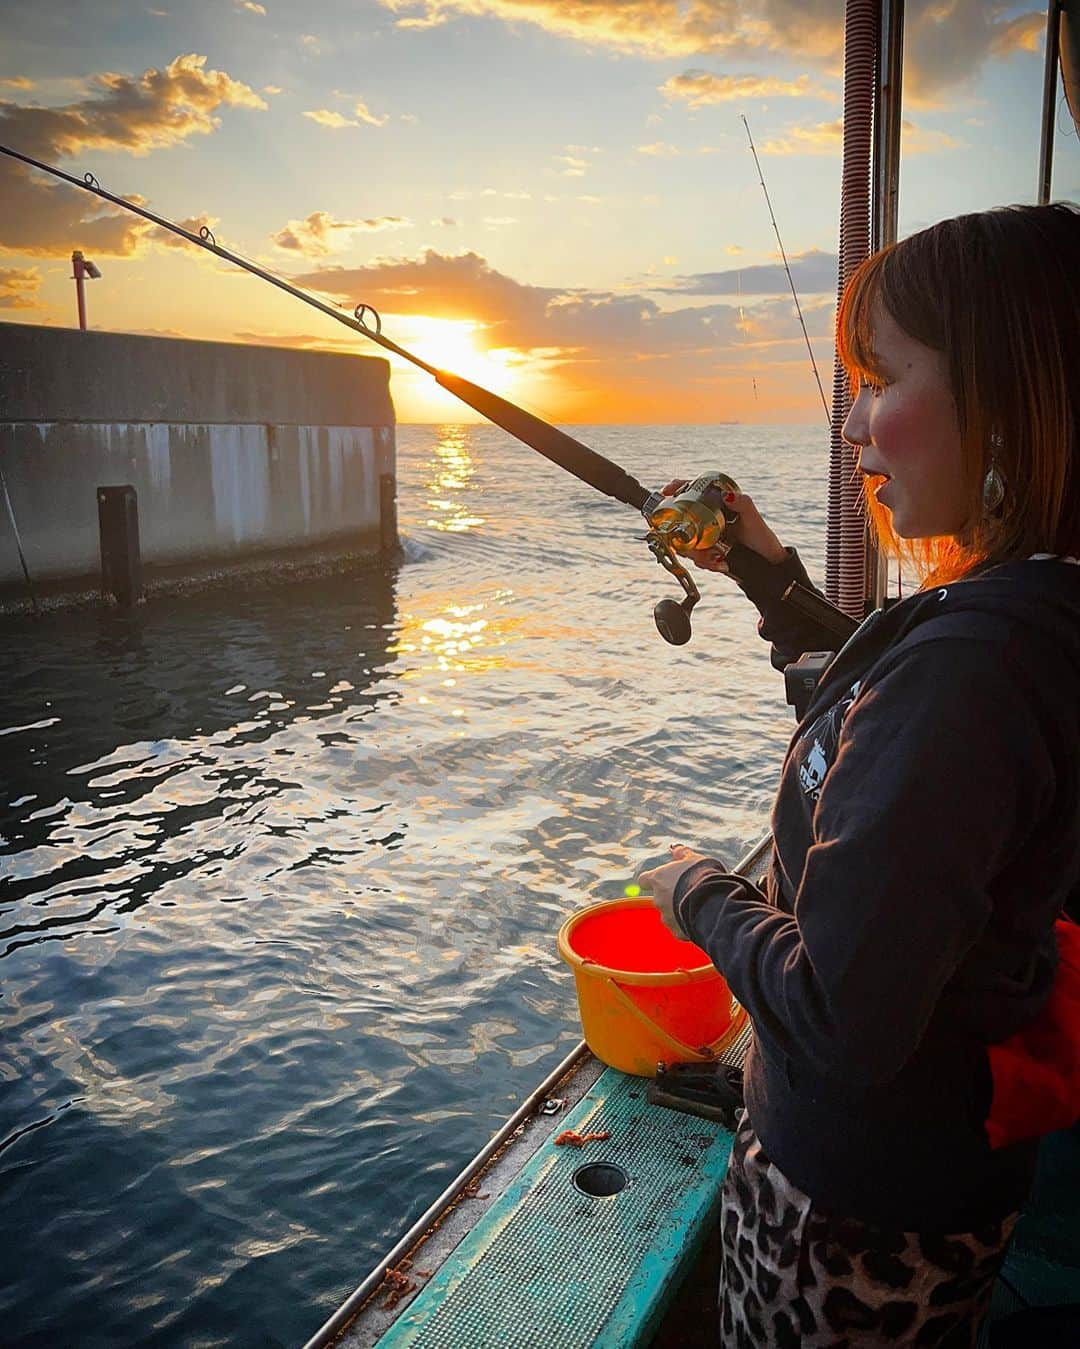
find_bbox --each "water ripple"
[1,424,826,1346]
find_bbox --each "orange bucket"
[557,897,747,1077]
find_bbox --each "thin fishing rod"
[0,140,857,647]
[0,465,39,614]
[741,115,830,427]
[0,142,649,513]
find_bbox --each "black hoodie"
[673,556,1080,1230]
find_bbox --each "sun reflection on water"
[424,425,485,533]
[391,596,525,679]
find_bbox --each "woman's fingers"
[686,546,730,574]
[660,479,690,497]
[723,491,787,565]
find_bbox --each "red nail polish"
[724,492,735,503]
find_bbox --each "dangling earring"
[983,432,1006,514]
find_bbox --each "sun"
[387,316,522,421]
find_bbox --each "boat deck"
[305,829,1080,1349]
[374,1066,734,1347]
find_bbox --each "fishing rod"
[0,141,855,647]
[741,116,831,428]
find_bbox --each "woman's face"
[842,302,969,539]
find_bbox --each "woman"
[639,204,1080,1348]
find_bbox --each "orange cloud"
[761,119,843,156]
[762,115,958,156]
[375,0,1042,101]
[154,215,220,249]
[290,246,832,358]
[0,54,266,258]
[899,119,961,153]
[0,265,43,309]
[234,248,838,421]
[661,70,836,106]
[271,211,413,254]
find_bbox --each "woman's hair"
[836,203,1080,583]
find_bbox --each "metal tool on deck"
[0,142,858,646]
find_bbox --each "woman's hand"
[637,843,708,940]
[659,480,787,573]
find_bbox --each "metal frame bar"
[866,0,905,613]
[1039,1,1064,204]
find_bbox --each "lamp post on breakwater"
[71,249,101,330]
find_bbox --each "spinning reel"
[640,472,741,645]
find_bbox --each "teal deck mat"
[377,1068,734,1348]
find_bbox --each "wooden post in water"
[379,472,398,553]
[97,485,143,606]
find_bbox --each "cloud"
[154,215,219,249]
[355,100,388,127]
[760,118,843,156]
[263,84,283,95]
[271,210,412,254]
[0,265,43,308]
[303,109,360,128]
[555,152,590,176]
[899,119,961,153]
[661,70,836,106]
[233,329,360,351]
[374,0,1042,102]
[761,116,958,156]
[303,100,388,129]
[292,249,555,333]
[1,78,35,90]
[0,54,267,258]
[289,246,832,362]
[635,142,681,157]
[239,0,267,12]
[248,245,841,420]
[652,249,838,296]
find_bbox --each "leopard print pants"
[717,1112,1018,1348]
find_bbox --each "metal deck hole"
[572,1162,629,1198]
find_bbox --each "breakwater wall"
[0,323,396,606]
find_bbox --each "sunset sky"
[2,1,1077,423]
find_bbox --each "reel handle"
[653,596,694,645]
[653,543,781,646]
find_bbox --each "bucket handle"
[602,975,744,1063]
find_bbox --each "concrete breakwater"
[0,323,397,610]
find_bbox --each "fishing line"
[0,140,857,647]
[741,115,831,428]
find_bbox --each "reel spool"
[642,472,740,645]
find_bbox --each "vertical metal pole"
[72,251,88,330]
[826,0,878,618]
[866,0,905,611]
[873,0,905,255]
[1039,1,1063,204]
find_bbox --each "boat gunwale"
[301,831,773,1349]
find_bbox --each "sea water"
[0,424,827,1347]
